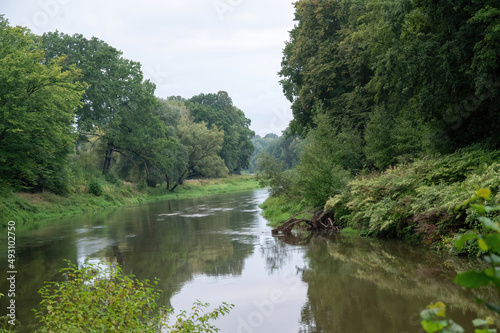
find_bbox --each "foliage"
[248,131,302,173]
[34,261,164,332]
[168,113,228,190]
[187,91,255,174]
[34,261,233,333]
[87,178,103,197]
[420,188,500,333]
[454,189,500,314]
[323,149,500,241]
[0,17,85,193]
[294,114,353,208]
[255,154,297,198]
[164,300,233,333]
[279,0,500,171]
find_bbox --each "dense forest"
[0,16,254,196]
[259,0,500,250]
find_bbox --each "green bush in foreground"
[33,261,232,332]
[420,188,499,333]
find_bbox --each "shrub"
[87,179,103,196]
[34,261,233,333]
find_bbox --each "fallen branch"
[271,209,339,236]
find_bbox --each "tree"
[0,17,85,193]
[168,112,228,191]
[42,32,175,185]
[187,91,254,174]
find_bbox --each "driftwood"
[271,209,340,236]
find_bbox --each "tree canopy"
[279,0,500,170]
[0,17,85,193]
[187,91,255,174]
[0,19,255,194]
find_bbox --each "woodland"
[0,17,254,197]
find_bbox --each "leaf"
[455,232,478,250]
[484,253,500,265]
[484,234,500,253]
[478,238,489,251]
[429,302,447,317]
[476,188,491,200]
[454,271,490,288]
[445,321,465,333]
[421,320,445,332]
[478,216,500,232]
[473,318,491,327]
[471,204,487,214]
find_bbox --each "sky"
[2,0,296,136]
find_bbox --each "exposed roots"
[271,209,340,236]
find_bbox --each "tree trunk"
[102,143,114,175]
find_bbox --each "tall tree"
[186,91,254,174]
[42,32,174,184]
[0,17,85,193]
[168,112,228,191]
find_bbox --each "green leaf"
[484,253,500,265]
[478,217,500,232]
[455,232,478,250]
[484,234,500,253]
[476,188,491,200]
[471,204,487,214]
[454,271,490,288]
[473,318,491,327]
[478,238,489,251]
[421,320,445,332]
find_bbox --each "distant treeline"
[0,16,254,195]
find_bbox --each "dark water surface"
[0,189,496,332]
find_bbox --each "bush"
[34,261,233,333]
[324,148,500,243]
[87,179,103,196]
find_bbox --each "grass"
[0,175,261,229]
[259,195,312,227]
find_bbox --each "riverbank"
[0,175,261,228]
[261,148,500,254]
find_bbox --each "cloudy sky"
[2,0,296,136]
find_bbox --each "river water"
[0,189,496,332]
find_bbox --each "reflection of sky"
[75,233,113,268]
[169,191,309,333]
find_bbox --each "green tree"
[42,32,174,186]
[168,112,228,191]
[0,17,85,193]
[187,91,254,174]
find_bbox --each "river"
[0,189,496,332]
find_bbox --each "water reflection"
[296,233,498,332]
[0,189,498,332]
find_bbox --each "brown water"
[0,189,496,332]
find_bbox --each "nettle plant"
[34,260,232,333]
[421,188,500,333]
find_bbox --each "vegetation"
[31,261,232,332]
[0,175,259,228]
[0,16,258,226]
[258,0,500,252]
[420,189,500,332]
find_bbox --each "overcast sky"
[2,0,296,136]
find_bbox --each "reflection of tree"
[298,234,498,332]
[0,190,262,331]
